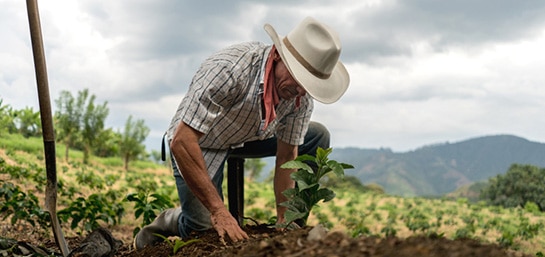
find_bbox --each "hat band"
[283,37,331,79]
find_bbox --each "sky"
[2,0,545,153]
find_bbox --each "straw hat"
[264,17,350,104]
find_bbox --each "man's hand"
[210,208,249,243]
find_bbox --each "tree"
[119,115,149,171]
[0,99,16,135]
[55,90,84,161]
[12,107,41,138]
[93,128,121,158]
[80,89,109,164]
[480,164,545,211]
[149,150,164,164]
[244,158,266,181]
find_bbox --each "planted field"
[1,134,543,256]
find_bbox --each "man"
[134,16,349,249]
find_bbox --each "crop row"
[1,147,544,255]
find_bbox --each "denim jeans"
[173,121,330,237]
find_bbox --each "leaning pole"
[25,0,70,256]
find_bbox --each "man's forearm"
[172,146,225,213]
[274,163,295,219]
[171,121,248,242]
[170,122,225,214]
[274,140,298,222]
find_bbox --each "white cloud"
[2,0,545,153]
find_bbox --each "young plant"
[381,210,398,237]
[154,233,200,255]
[0,180,50,230]
[126,191,174,236]
[58,191,125,233]
[279,147,353,227]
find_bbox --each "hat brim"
[264,24,350,104]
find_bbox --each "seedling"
[154,234,200,255]
[279,147,354,227]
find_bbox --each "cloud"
[340,0,545,63]
[77,1,268,61]
[2,0,545,153]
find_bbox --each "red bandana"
[262,46,279,131]
[262,46,302,131]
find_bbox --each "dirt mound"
[1,223,531,257]
[118,225,529,257]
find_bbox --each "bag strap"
[161,132,167,162]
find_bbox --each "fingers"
[230,226,249,241]
[221,219,249,242]
[218,233,227,246]
[223,229,248,243]
[211,208,249,243]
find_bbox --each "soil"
[2,223,532,257]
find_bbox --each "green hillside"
[330,135,545,196]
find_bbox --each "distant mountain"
[329,135,545,197]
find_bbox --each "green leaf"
[315,188,336,203]
[126,192,142,203]
[284,209,307,224]
[315,147,332,163]
[173,239,200,254]
[290,170,317,190]
[280,197,308,213]
[135,208,144,219]
[281,160,313,173]
[341,163,354,169]
[293,154,316,163]
[282,188,298,199]
[327,160,346,178]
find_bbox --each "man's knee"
[309,121,330,145]
[301,121,330,156]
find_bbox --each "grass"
[0,133,44,155]
[0,134,166,170]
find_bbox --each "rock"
[307,224,328,242]
[68,227,123,257]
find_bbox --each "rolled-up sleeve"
[180,61,238,135]
[275,95,313,146]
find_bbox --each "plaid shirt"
[167,42,313,177]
